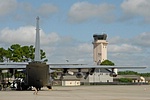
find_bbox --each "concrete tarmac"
[0,85,150,100]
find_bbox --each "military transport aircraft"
[0,17,146,90]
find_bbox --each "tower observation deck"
[92,34,108,65]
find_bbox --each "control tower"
[92,34,108,65]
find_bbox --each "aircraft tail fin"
[34,16,41,61]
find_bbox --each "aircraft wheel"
[47,86,52,89]
[0,85,2,91]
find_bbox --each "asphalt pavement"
[0,85,150,100]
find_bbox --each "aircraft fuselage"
[26,62,50,89]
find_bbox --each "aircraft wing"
[0,62,27,69]
[0,62,28,65]
[0,62,146,69]
[0,65,26,69]
[48,63,86,66]
[49,65,146,79]
[49,65,146,69]
[0,62,86,69]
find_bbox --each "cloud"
[0,26,60,46]
[17,3,59,20]
[37,3,58,17]
[0,0,18,16]
[19,2,33,12]
[108,44,142,53]
[0,26,63,63]
[41,32,60,45]
[0,26,35,45]
[68,2,115,23]
[132,32,150,47]
[43,38,93,64]
[108,36,128,44]
[0,26,93,64]
[121,0,150,22]
[0,1,59,22]
[76,43,92,53]
[107,33,150,68]
[0,26,93,63]
[108,32,150,51]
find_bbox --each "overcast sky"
[0,0,150,72]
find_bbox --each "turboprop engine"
[76,72,83,78]
[110,68,118,77]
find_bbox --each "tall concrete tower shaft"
[35,16,41,61]
[92,34,108,65]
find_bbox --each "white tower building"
[92,34,108,65]
[81,34,113,84]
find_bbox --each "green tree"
[0,44,47,62]
[139,73,150,77]
[0,48,7,62]
[29,45,35,61]
[118,71,150,77]
[118,78,132,83]
[21,46,31,62]
[8,44,22,62]
[100,60,115,66]
[40,49,48,62]
[118,71,138,75]
[5,48,13,62]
